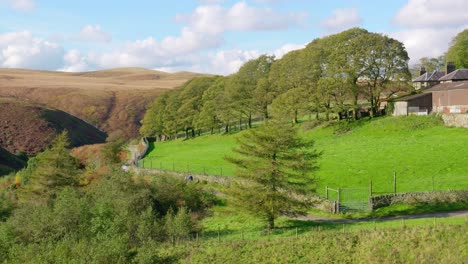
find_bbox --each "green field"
[168,221,467,263]
[141,116,468,196]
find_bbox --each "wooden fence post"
[393,172,397,194]
[325,186,328,200]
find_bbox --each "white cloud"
[0,31,64,69]
[394,0,468,28]
[177,2,307,35]
[321,8,362,32]
[1,0,35,11]
[0,2,309,75]
[390,26,466,64]
[391,0,468,64]
[272,43,305,59]
[74,25,112,43]
[60,49,94,72]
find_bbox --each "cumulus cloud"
[74,25,112,43]
[0,2,310,75]
[391,0,468,64]
[321,8,362,32]
[176,2,307,34]
[0,31,64,70]
[272,43,305,59]
[1,0,35,11]
[390,26,466,64]
[394,0,468,28]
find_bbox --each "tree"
[357,33,411,116]
[226,120,319,230]
[229,55,275,127]
[18,131,80,203]
[446,29,468,69]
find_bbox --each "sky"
[0,0,467,75]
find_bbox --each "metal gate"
[326,186,370,213]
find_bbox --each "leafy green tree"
[18,131,80,203]
[446,29,468,69]
[270,87,308,123]
[356,33,411,116]
[139,93,169,138]
[195,78,225,134]
[326,28,370,119]
[411,56,446,77]
[101,139,125,165]
[228,55,275,127]
[226,120,319,230]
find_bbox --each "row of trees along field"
[140,27,412,139]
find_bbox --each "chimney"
[446,61,456,74]
[419,66,426,76]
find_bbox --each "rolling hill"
[0,68,208,139]
[0,98,107,156]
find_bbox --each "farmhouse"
[393,63,468,116]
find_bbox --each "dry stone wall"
[442,114,468,128]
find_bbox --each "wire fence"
[138,158,234,177]
[172,217,467,244]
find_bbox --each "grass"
[141,115,468,196]
[168,221,468,263]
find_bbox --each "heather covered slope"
[0,146,25,176]
[0,68,208,139]
[0,98,107,156]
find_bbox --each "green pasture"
[141,115,468,196]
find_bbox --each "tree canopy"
[446,28,468,69]
[140,27,412,139]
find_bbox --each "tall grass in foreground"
[175,222,467,263]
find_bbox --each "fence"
[325,172,468,213]
[138,158,234,177]
[168,218,467,244]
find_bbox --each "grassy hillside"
[141,116,468,195]
[171,222,467,263]
[0,68,208,139]
[0,99,107,156]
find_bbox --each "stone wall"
[369,190,468,210]
[442,113,468,128]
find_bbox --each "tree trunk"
[248,113,252,128]
[267,215,275,231]
[225,124,229,133]
[294,109,298,124]
[264,105,269,119]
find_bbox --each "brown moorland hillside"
[0,68,208,139]
[0,98,107,156]
[0,146,25,176]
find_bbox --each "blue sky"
[0,0,467,74]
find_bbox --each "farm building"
[394,63,468,116]
[412,68,445,90]
[393,93,432,116]
[426,81,468,114]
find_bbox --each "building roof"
[412,70,445,82]
[424,81,468,92]
[394,92,431,102]
[438,69,468,81]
